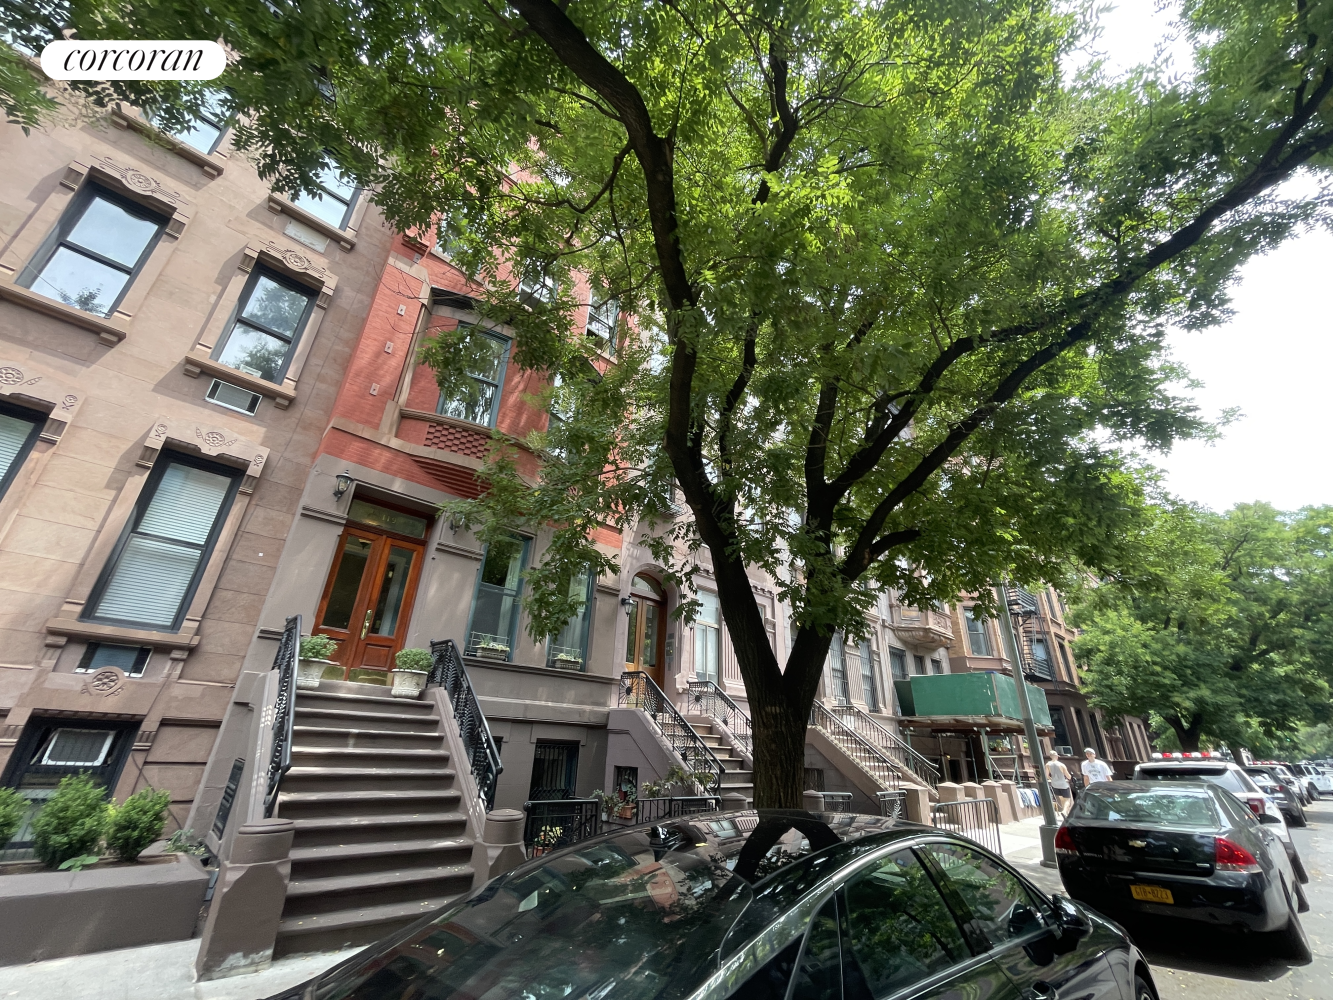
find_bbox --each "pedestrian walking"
[1046,750,1074,817]
[1082,747,1115,785]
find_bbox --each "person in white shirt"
[1045,750,1073,816]
[1082,748,1115,785]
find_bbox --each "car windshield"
[1135,766,1254,793]
[1075,787,1221,828]
[313,813,901,1000]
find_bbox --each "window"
[861,635,881,712]
[39,728,114,767]
[288,160,359,229]
[930,657,944,675]
[155,89,228,154]
[912,654,927,676]
[467,535,527,658]
[888,647,908,681]
[212,267,316,384]
[1057,641,1073,680]
[0,402,43,504]
[964,608,992,656]
[841,850,969,996]
[1027,637,1052,678]
[547,569,593,670]
[528,740,579,799]
[85,454,240,630]
[585,294,619,356]
[18,185,166,317]
[437,326,510,427]
[75,643,151,676]
[790,897,842,1000]
[694,590,721,683]
[920,844,1048,951]
[829,638,851,704]
[517,261,558,307]
[1049,705,1071,752]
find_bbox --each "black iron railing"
[634,795,722,824]
[931,797,1002,854]
[686,680,753,756]
[430,638,504,811]
[830,704,942,790]
[810,701,901,791]
[877,789,908,819]
[263,614,300,818]
[523,798,601,857]
[808,791,853,812]
[619,671,724,793]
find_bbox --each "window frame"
[287,158,361,231]
[464,534,530,660]
[17,182,167,318]
[82,450,244,633]
[546,568,596,671]
[210,264,317,386]
[0,399,44,505]
[964,607,993,657]
[888,647,909,681]
[585,294,619,356]
[436,325,511,429]
[75,642,153,677]
[695,590,722,684]
[152,90,230,155]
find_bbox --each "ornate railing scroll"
[430,638,504,812]
[635,795,722,824]
[618,671,724,794]
[686,680,753,755]
[830,704,941,790]
[810,701,902,791]
[263,614,300,818]
[523,798,601,857]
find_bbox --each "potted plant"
[551,651,583,669]
[476,640,510,661]
[298,634,339,689]
[390,647,432,698]
[591,789,619,822]
[616,789,636,820]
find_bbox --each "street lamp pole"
[995,581,1060,867]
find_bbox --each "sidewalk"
[0,939,358,1000]
[1000,813,1063,894]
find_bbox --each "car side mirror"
[1049,894,1090,952]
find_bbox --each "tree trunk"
[750,699,811,809]
[1166,713,1203,752]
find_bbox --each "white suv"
[1294,763,1331,797]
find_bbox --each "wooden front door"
[623,574,666,688]
[314,525,425,684]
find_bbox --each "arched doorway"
[624,573,666,688]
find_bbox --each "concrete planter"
[0,853,209,966]
[389,668,428,699]
[297,657,334,689]
[476,646,509,661]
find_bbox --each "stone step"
[289,746,452,769]
[274,895,463,957]
[282,864,476,918]
[719,770,753,785]
[278,788,463,819]
[291,725,444,750]
[290,837,474,880]
[279,766,457,794]
[294,706,442,733]
[290,811,468,847]
[295,688,438,716]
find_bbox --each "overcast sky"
[1081,2,1332,514]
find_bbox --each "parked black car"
[1244,766,1308,827]
[269,811,1159,1000]
[1056,781,1309,960]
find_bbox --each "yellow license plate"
[1130,884,1174,904]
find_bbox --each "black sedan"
[1056,781,1310,960]
[1244,765,1308,827]
[270,810,1158,1000]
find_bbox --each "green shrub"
[0,786,27,850]
[299,634,339,660]
[164,827,208,856]
[394,647,432,671]
[32,774,108,869]
[106,787,172,862]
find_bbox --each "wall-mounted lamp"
[620,596,635,617]
[332,471,354,501]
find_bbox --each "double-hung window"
[859,635,880,711]
[467,535,528,659]
[585,295,619,356]
[546,570,594,670]
[517,261,558,308]
[156,89,229,154]
[1028,636,1053,678]
[888,646,909,680]
[213,267,316,384]
[437,326,509,427]
[0,401,43,504]
[289,160,359,230]
[85,454,241,630]
[964,607,993,656]
[694,591,720,684]
[18,184,166,317]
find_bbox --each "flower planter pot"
[0,854,208,966]
[617,804,636,820]
[297,657,334,689]
[477,646,509,661]
[389,668,429,699]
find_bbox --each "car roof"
[1134,760,1235,771]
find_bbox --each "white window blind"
[694,591,720,683]
[92,461,233,627]
[0,412,38,483]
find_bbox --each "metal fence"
[634,795,722,824]
[931,797,1002,855]
[523,798,601,857]
[430,638,503,811]
[877,789,908,819]
[619,671,724,793]
[263,614,301,818]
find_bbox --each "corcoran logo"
[40,40,226,81]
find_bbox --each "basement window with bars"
[529,741,580,800]
[84,453,241,630]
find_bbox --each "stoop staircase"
[272,681,477,956]
[684,717,754,802]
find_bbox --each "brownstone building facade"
[0,95,392,844]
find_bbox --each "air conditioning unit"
[206,379,261,415]
[1055,745,1074,757]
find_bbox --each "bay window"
[85,453,241,630]
[213,267,316,384]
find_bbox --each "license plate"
[1130,884,1174,904]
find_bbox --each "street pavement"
[1008,797,1333,1000]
